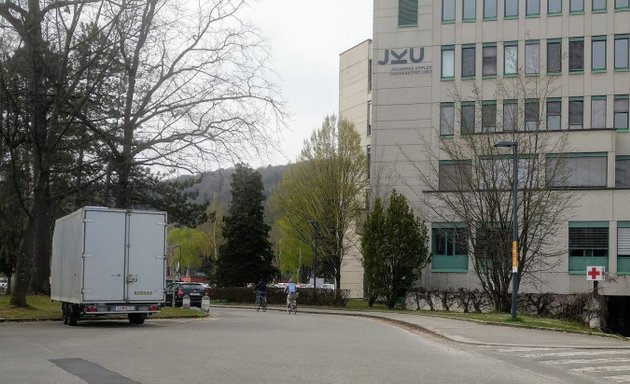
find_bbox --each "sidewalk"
[216,304,630,349]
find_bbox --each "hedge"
[208,287,349,306]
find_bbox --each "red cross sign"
[586,266,605,281]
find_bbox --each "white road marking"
[603,375,630,383]
[572,365,630,373]
[521,350,630,359]
[543,358,630,365]
[497,347,554,353]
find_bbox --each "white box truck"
[51,206,167,325]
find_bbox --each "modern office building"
[339,0,630,307]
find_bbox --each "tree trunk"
[10,218,35,307]
[29,180,52,294]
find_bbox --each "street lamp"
[308,220,319,304]
[494,140,519,320]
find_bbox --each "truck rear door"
[126,212,166,302]
[82,210,126,302]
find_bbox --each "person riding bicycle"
[255,280,267,305]
[284,279,298,311]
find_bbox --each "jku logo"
[378,47,425,65]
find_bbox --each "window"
[525,100,539,130]
[592,36,607,71]
[569,98,584,129]
[505,0,519,16]
[570,0,584,12]
[399,0,418,27]
[547,40,562,74]
[569,38,584,72]
[615,96,629,130]
[462,45,476,78]
[439,161,472,190]
[548,0,563,14]
[441,46,455,79]
[593,0,607,11]
[525,41,540,74]
[463,0,476,20]
[367,101,372,136]
[547,99,562,130]
[483,44,497,76]
[484,0,498,18]
[616,0,630,10]
[591,96,607,129]
[568,222,609,274]
[461,102,476,134]
[526,0,540,15]
[443,0,456,22]
[366,145,371,179]
[503,100,518,131]
[547,153,608,187]
[480,156,538,189]
[440,103,455,135]
[616,156,630,187]
[615,35,630,70]
[504,42,518,75]
[618,222,630,274]
[482,101,497,132]
[368,59,372,91]
[432,224,468,272]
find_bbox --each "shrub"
[208,287,349,306]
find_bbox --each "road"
[0,307,615,384]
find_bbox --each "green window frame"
[546,39,562,74]
[443,0,456,22]
[591,95,607,129]
[461,102,476,134]
[463,0,477,21]
[548,0,563,14]
[592,0,607,12]
[546,152,608,187]
[614,95,629,130]
[614,35,630,70]
[440,102,455,136]
[399,0,419,27]
[592,36,607,72]
[505,0,519,17]
[615,155,630,187]
[504,41,519,76]
[482,43,498,77]
[568,222,609,274]
[547,98,562,130]
[569,37,584,73]
[569,0,584,13]
[484,0,498,19]
[442,46,456,80]
[432,223,469,272]
[526,0,541,16]
[462,44,477,78]
[482,100,497,132]
[618,222,630,274]
[615,0,630,11]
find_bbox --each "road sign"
[586,266,605,281]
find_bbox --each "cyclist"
[255,280,267,307]
[284,279,298,312]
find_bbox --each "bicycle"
[256,295,267,312]
[287,294,297,315]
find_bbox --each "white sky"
[244,0,373,167]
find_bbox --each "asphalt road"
[0,307,578,384]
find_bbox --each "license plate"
[114,305,135,311]
[189,293,201,296]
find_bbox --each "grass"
[342,298,602,335]
[0,294,205,320]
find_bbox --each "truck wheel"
[128,314,145,325]
[68,304,80,326]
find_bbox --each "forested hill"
[181,164,288,207]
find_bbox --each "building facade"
[340,0,630,300]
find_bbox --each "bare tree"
[412,73,576,312]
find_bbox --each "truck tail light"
[86,305,98,312]
[149,305,158,311]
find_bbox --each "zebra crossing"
[490,347,630,383]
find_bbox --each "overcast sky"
[244,0,373,167]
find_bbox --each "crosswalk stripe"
[497,347,554,353]
[521,350,630,359]
[603,375,630,383]
[572,365,630,373]
[543,357,630,365]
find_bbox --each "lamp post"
[494,140,519,320]
[308,220,319,304]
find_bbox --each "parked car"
[322,283,335,290]
[164,282,207,307]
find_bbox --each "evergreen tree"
[217,164,277,286]
[362,190,430,308]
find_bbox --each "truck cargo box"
[51,207,167,325]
